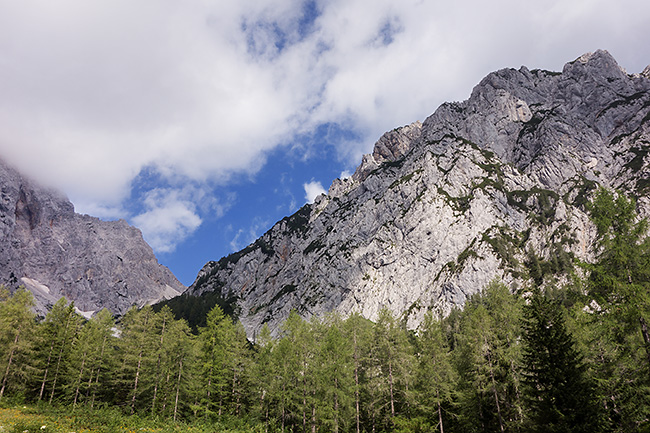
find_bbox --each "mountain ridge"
[187,50,650,338]
[0,158,185,316]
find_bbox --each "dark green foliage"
[525,245,575,286]
[269,284,297,304]
[153,290,238,332]
[637,177,650,195]
[481,226,525,272]
[521,289,602,433]
[506,187,559,224]
[389,169,422,189]
[304,238,326,255]
[624,144,649,173]
[517,107,555,141]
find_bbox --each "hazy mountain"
[187,50,650,338]
[0,158,184,316]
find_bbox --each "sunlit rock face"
[0,159,185,316]
[189,50,650,338]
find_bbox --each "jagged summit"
[189,51,649,338]
[0,158,185,316]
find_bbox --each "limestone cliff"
[189,50,650,337]
[0,159,184,316]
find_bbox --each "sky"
[1,0,649,286]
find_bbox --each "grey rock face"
[0,159,184,316]
[190,50,650,338]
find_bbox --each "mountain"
[0,158,184,316]
[188,50,650,338]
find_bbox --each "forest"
[0,188,649,433]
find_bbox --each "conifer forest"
[1,188,649,432]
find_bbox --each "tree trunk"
[162,370,172,413]
[49,315,72,404]
[173,358,183,422]
[303,376,307,433]
[311,388,317,433]
[511,359,524,426]
[437,389,444,433]
[38,339,55,401]
[388,359,395,418]
[131,348,144,415]
[152,316,167,415]
[205,370,212,417]
[334,377,339,433]
[0,326,20,401]
[90,334,107,409]
[73,351,87,409]
[353,331,361,433]
[640,316,650,372]
[485,337,505,433]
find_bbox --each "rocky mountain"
[189,50,650,338]
[0,158,184,316]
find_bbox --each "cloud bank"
[1,0,649,251]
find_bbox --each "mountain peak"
[563,49,628,80]
[0,157,185,316]
[190,51,650,338]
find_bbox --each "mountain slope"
[189,50,650,338]
[0,158,184,316]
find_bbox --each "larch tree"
[415,311,458,433]
[0,288,35,401]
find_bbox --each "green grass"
[0,404,262,433]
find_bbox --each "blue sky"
[1,0,649,286]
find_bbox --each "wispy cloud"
[229,217,271,252]
[131,188,202,253]
[1,0,649,252]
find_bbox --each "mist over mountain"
[0,158,184,316]
[187,50,650,338]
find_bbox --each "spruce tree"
[521,289,601,433]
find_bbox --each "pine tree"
[165,318,195,421]
[343,312,373,433]
[79,308,115,409]
[367,308,414,431]
[150,305,174,415]
[453,281,524,433]
[585,188,650,430]
[33,298,83,404]
[0,288,35,401]
[69,308,115,409]
[118,305,158,414]
[521,289,601,433]
[198,305,237,418]
[415,311,457,433]
[317,314,354,433]
[252,324,275,431]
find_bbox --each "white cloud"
[1,0,649,251]
[131,188,203,253]
[304,180,326,204]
